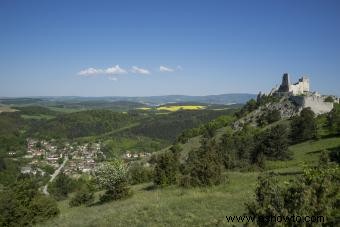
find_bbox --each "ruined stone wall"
[289,77,310,95]
[290,95,334,115]
[290,83,304,95]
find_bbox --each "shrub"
[182,139,223,187]
[329,148,340,164]
[28,195,60,223]
[328,104,340,134]
[257,109,281,127]
[246,159,339,226]
[291,107,317,143]
[178,175,193,188]
[325,96,334,102]
[236,99,258,118]
[49,172,75,200]
[0,177,59,226]
[152,145,181,186]
[128,162,153,185]
[69,187,94,207]
[95,160,130,202]
[257,124,290,160]
[219,126,259,169]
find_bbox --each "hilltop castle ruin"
[277,73,310,95]
[271,73,337,115]
[233,73,338,130]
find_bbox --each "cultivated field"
[157,105,206,111]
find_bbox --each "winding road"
[43,156,68,195]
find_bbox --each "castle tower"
[278,73,290,92]
[300,76,310,92]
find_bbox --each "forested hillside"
[129,109,237,141]
[27,110,141,139]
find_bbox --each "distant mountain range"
[0,94,256,106]
[113,94,256,105]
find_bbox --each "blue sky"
[0,0,339,97]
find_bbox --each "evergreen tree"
[325,96,334,102]
[153,145,181,186]
[258,124,290,160]
[182,139,223,187]
[328,104,340,134]
[0,177,59,226]
[291,107,317,142]
[49,172,75,200]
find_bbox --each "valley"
[2,2,340,226]
[1,90,339,226]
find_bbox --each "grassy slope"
[38,136,340,227]
[38,172,258,227]
[266,137,340,173]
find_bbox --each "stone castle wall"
[290,95,334,115]
[290,78,309,95]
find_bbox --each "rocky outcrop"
[233,97,300,130]
[233,73,337,130]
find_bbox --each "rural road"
[43,156,68,195]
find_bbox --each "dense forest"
[27,109,142,139]
[129,109,237,141]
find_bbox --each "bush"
[291,107,317,143]
[218,126,259,170]
[49,172,75,200]
[0,177,59,226]
[69,187,94,207]
[182,139,223,187]
[257,124,290,160]
[328,104,340,134]
[128,162,153,185]
[246,159,339,226]
[329,148,340,164]
[236,99,258,118]
[28,195,59,223]
[178,175,193,188]
[257,109,281,126]
[325,96,334,102]
[152,145,181,186]
[95,160,130,202]
[99,185,131,203]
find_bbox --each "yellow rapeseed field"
[136,107,152,110]
[156,105,206,111]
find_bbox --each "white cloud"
[78,67,103,76]
[105,65,127,75]
[78,65,127,76]
[131,66,150,75]
[159,65,175,72]
[79,65,180,76]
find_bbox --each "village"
[20,138,153,177]
[22,138,105,177]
